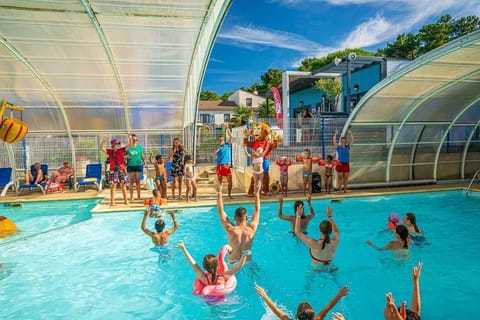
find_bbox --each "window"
[224,114,230,122]
[246,98,252,107]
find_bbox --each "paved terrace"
[1,182,476,214]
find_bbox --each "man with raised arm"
[214,121,233,199]
[216,181,261,262]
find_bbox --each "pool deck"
[1,182,477,213]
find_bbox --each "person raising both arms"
[141,210,178,246]
[216,180,261,262]
[295,205,339,270]
[214,121,233,199]
[278,195,315,234]
[383,262,423,320]
[333,127,354,193]
[255,283,348,320]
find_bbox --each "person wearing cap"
[126,132,146,201]
[387,213,400,230]
[50,160,74,184]
[141,210,178,246]
[101,136,129,206]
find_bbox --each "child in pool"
[176,241,248,287]
[255,283,348,320]
[141,210,178,246]
[183,155,197,203]
[386,213,400,230]
[366,225,411,256]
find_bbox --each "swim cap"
[155,219,165,232]
[389,213,399,223]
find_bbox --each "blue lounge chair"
[0,167,15,197]
[17,164,48,195]
[76,163,102,192]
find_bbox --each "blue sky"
[201,0,480,95]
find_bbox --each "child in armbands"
[276,156,291,196]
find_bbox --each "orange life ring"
[0,117,28,143]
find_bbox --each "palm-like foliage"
[231,105,253,127]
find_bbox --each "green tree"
[200,90,221,101]
[230,105,253,126]
[379,32,419,59]
[258,68,283,96]
[257,99,275,118]
[221,91,233,101]
[453,15,480,38]
[297,48,376,72]
[314,78,342,109]
[417,14,454,55]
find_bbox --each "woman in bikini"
[295,205,339,270]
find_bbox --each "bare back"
[151,232,169,246]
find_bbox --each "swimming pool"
[1,190,479,319]
[0,199,99,244]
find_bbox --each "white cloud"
[217,25,326,55]
[208,57,225,64]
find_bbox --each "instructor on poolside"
[214,121,233,199]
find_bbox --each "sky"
[201,0,480,95]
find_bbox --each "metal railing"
[466,170,480,197]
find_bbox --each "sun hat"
[110,138,120,146]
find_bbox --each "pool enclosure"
[0,1,479,187]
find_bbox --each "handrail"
[466,170,480,197]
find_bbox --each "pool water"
[1,190,479,319]
[0,199,99,244]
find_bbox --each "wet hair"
[152,189,159,197]
[400,309,421,320]
[294,201,306,218]
[320,220,332,250]
[296,302,315,320]
[406,213,420,233]
[326,154,333,161]
[154,219,165,232]
[155,154,164,164]
[234,207,247,222]
[396,225,409,249]
[203,254,218,284]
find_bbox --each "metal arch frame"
[461,118,480,179]
[0,33,76,174]
[80,0,131,132]
[343,30,480,137]
[433,98,480,180]
[184,0,232,159]
[384,68,480,182]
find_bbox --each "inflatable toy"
[0,99,28,143]
[0,216,19,238]
[193,245,237,302]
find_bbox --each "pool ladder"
[466,170,480,197]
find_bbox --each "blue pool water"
[1,190,479,319]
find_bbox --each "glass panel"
[457,101,480,124]
[64,107,126,131]
[129,107,184,130]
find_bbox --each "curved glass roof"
[0,0,231,136]
[345,30,480,184]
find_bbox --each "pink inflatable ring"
[192,245,237,301]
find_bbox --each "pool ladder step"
[466,170,480,197]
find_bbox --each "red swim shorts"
[335,162,350,173]
[216,164,232,177]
